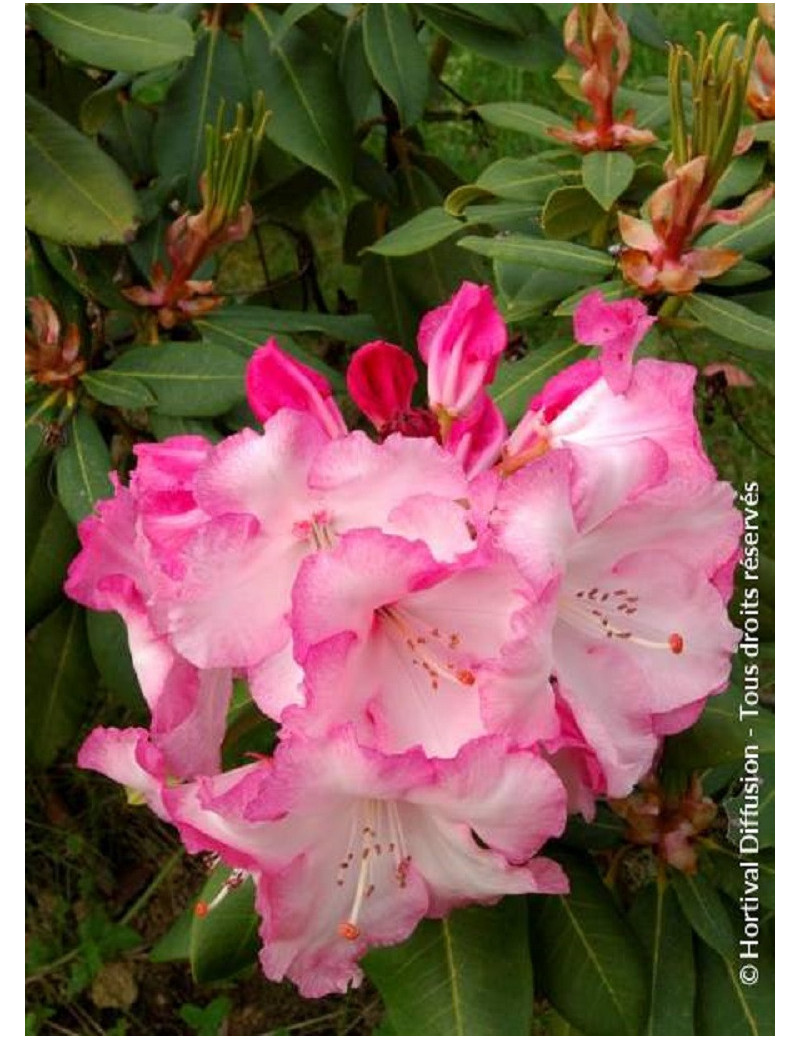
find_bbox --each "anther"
[338,922,360,941]
[668,633,685,654]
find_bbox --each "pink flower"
[65,437,233,778]
[246,339,347,439]
[165,728,568,996]
[78,727,170,819]
[502,358,715,532]
[286,529,556,756]
[151,413,475,721]
[572,291,656,394]
[346,340,419,433]
[493,451,741,796]
[419,282,507,434]
[445,392,507,479]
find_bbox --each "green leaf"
[621,4,667,49]
[722,752,775,851]
[26,94,141,246]
[707,260,772,288]
[499,267,591,322]
[244,6,353,195]
[150,906,193,963]
[706,845,775,912]
[553,280,632,316]
[662,678,775,772]
[422,5,562,68]
[445,184,495,215]
[154,25,249,207]
[359,252,419,350]
[363,4,429,128]
[149,414,222,442]
[26,4,194,72]
[80,71,132,134]
[190,867,260,983]
[26,603,96,768]
[107,342,246,417]
[475,101,572,142]
[671,871,735,959]
[56,411,113,524]
[368,207,464,255]
[338,17,374,123]
[491,340,585,425]
[476,157,562,202]
[561,804,627,851]
[542,186,606,240]
[629,881,695,1035]
[697,199,775,256]
[459,234,614,274]
[86,611,145,714]
[25,398,59,469]
[694,917,774,1035]
[26,489,78,631]
[752,120,775,142]
[616,87,671,128]
[80,371,157,409]
[711,154,766,205]
[365,900,534,1035]
[273,2,321,41]
[531,853,648,1035]
[685,293,774,351]
[581,151,636,210]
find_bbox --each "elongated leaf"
[359,252,419,349]
[697,199,775,255]
[553,280,631,316]
[365,900,533,1035]
[26,490,78,630]
[530,853,648,1035]
[685,294,774,351]
[368,207,464,255]
[491,340,586,424]
[706,845,775,912]
[108,342,246,417]
[244,6,353,194]
[711,153,766,205]
[273,2,321,40]
[422,5,562,68]
[25,397,59,468]
[542,186,605,240]
[26,4,194,72]
[363,4,429,128]
[56,411,113,524]
[80,371,157,409]
[616,87,671,128]
[501,268,591,323]
[459,234,614,274]
[476,101,571,141]
[86,611,145,714]
[197,307,365,365]
[695,919,774,1035]
[150,905,193,963]
[26,94,140,246]
[707,260,771,288]
[190,866,261,983]
[582,151,635,210]
[26,603,97,768]
[629,881,695,1035]
[476,157,562,202]
[338,17,374,123]
[149,414,222,442]
[671,871,735,959]
[154,25,249,206]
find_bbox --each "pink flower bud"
[246,339,347,439]
[573,290,656,394]
[346,340,417,431]
[418,282,507,427]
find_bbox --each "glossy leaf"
[694,917,774,1035]
[197,306,367,364]
[476,101,572,142]
[707,260,772,288]
[476,157,562,202]
[26,4,194,73]
[26,603,97,768]
[541,186,606,239]
[190,866,261,983]
[616,87,671,128]
[363,4,429,128]
[244,6,353,195]
[501,268,591,323]
[150,906,193,963]
[422,5,562,69]
[273,2,321,40]
[553,280,632,316]
[107,342,246,417]
[629,881,695,1035]
[581,151,635,210]
[365,900,534,1035]
[711,153,766,205]
[697,199,775,255]
[149,414,222,442]
[26,488,78,631]
[80,371,157,409]
[26,94,141,246]
[154,25,249,207]
[706,845,775,912]
[86,611,146,714]
[671,870,735,959]
[491,340,584,425]
[338,17,374,123]
[685,294,774,351]
[531,853,648,1035]
[56,411,114,524]
[459,234,614,274]
[368,207,464,255]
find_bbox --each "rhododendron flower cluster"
[69,282,741,997]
